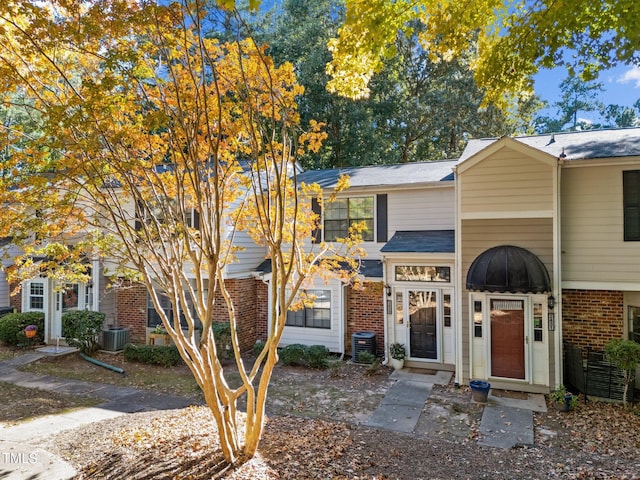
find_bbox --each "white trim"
[460,210,554,220]
[561,156,640,168]
[455,171,463,386]
[379,252,455,261]
[553,161,562,389]
[562,281,640,291]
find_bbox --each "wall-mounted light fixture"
[385,284,392,297]
[548,295,555,310]
[548,294,555,330]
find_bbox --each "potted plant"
[551,385,577,412]
[389,343,406,370]
[24,324,37,339]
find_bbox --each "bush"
[62,310,105,354]
[279,344,307,366]
[212,322,233,359]
[0,312,45,345]
[123,343,183,367]
[357,351,376,365]
[305,345,330,369]
[252,340,266,357]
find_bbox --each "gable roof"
[460,127,640,163]
[296,160,457,189]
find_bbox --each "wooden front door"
[409,290,438,359]
[490,299,525,379]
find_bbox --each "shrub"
[357,351,376,365]
[604,338,640,407]
[0,312,45,345]
[62,311,105,354]
[123,343,183,367]
[212,322,233,359]
[279,344,307,366]
[252,340,266,357]
[305,345,330,369]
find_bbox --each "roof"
[460,127,640,163]
[254,259,383,279]
[381,230,455,254]
[466,245,551,294]
[296,160,457,189]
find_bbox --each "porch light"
[548,295,555,310]
[385,284,392,297]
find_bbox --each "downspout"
[381,257,389,366]
[453,165,463,387]
[554,156,564,388]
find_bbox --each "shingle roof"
[296,160,457,189]
[254,258,383,279]
[460,127,640,162]
[381,230,455,253]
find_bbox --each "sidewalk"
[0,352,201,480]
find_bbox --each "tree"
[0,0,359,465]
[535,75,605,133]
[324,0,640,111]
[604,339,640,408]
[260,0,541,167]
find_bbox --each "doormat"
[490,389,529,400]
[405,367,438,375]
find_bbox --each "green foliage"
[278,343,331,368]
[305,345,330,369]
[62,311,105,354]
[252,340,266,357]
[550,385,579,411]
[0,312,45,345]
[212,322,233,359]
[389,343,406,360]
[123,343,183,367]
[356,351,376,365]
[605,339,640,373]
[279,343,307,366]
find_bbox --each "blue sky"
[533,64,640,123]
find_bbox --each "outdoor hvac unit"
[102,327,130,352]
[352,331,376,362]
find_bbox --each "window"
[29,283,44,310]
[147,293,199,330]
[286,290,331,329]
[623,170,640,241]
[629,306,640,343]
[473,300,483,337]
[395,266,451,283]
[533,302,543,342]
[324,197,374,242]
[443,294,452,327]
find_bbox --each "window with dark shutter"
[623,170,640,241]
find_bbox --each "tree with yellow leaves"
[0,0,361,465]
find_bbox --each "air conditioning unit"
[352,331,376,362]
[102,327,130,352]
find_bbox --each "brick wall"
[115,278,259,351]
[9,283,21,312]
[115,282,147,342]
[561,289,624,351]
[255,279,269,341]
[346,281,385,356]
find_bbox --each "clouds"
[617,66,640,88]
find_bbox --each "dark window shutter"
[311,197,322,243]
[624,171,640,241]
[134,201,143,232]
[193,209,201,230]
[376,194,388,242]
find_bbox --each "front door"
[409,290,438,359]
[490,299,525,379]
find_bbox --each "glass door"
[408,290,438,360]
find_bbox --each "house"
[3,127,640,395]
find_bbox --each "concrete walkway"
[0,352,201,480]
[364,367,547,450]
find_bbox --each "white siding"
[0,270,9,306]
[277,278,344,353]
[224,229,268,277]
[562,162,640,284]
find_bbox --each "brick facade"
[255,279,269,341]
[115,278,260,351]
[346,281,385,356]
[561,289,624,351]
[9,282,21,312]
